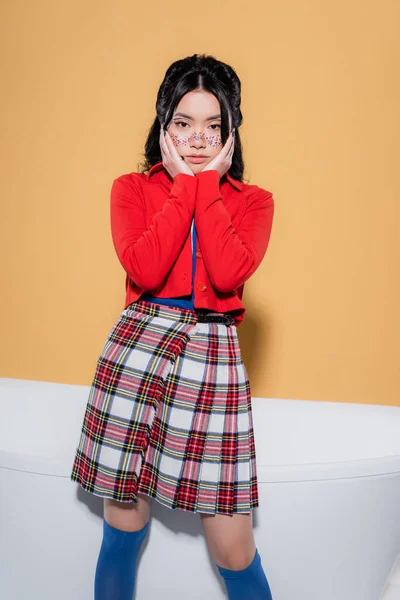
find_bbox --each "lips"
[186,155,208,164]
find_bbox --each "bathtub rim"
[1,449,399,483]
[1,378,399,483]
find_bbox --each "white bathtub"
[0,377,399,600]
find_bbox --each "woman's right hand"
[159,124,194,178]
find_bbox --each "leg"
[104,492,152,531]
[201,512,273,599]
[201,512,256,570]
[94,493,152,600]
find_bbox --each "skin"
[103,91,256,571]
[159,89,236,181]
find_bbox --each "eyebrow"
[173,112,221,121]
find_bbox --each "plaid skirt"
[70,300,259,515]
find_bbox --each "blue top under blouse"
[140,218,197,309]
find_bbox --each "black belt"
[195,311,235,325]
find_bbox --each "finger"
[226,136,235,165]
[163,138,177,168]
[159,130,167,160]
[221,130,234,156]
[229,132,235,154]
[164,129,182,160]
[229,133,235,156]
[160,139,170,168]
[159,126,171,160]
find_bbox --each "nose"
[189,131,206,148]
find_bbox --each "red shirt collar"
[145,161,243,191]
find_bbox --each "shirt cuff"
[170,172,198,200]
[195,170,222,203]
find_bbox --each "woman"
[71,53,275,599]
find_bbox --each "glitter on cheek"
[205,135,222,148]
[170,133,190,146]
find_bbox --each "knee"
[214,545,256,571]
[103,496,151,533]
[104,515,150,534]
[202,512,256,571]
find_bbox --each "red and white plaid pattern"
[70,300,258,514]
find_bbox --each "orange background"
[1,0,399,406]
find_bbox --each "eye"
[175,121,189,128]
[209,124,221,130]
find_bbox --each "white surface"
[381,556,400,600]
[0,377,399,600]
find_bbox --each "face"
[166,90,230,174]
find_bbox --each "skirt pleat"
[70,300,259,514]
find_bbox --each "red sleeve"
[194,170,275,292]
[110,172,198,290]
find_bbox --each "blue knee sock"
[217,548,273,599]
[94,517,150,600]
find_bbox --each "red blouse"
[110,161,275,327]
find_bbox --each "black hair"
[138,53,246,182]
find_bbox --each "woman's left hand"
[200,129,235,178]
